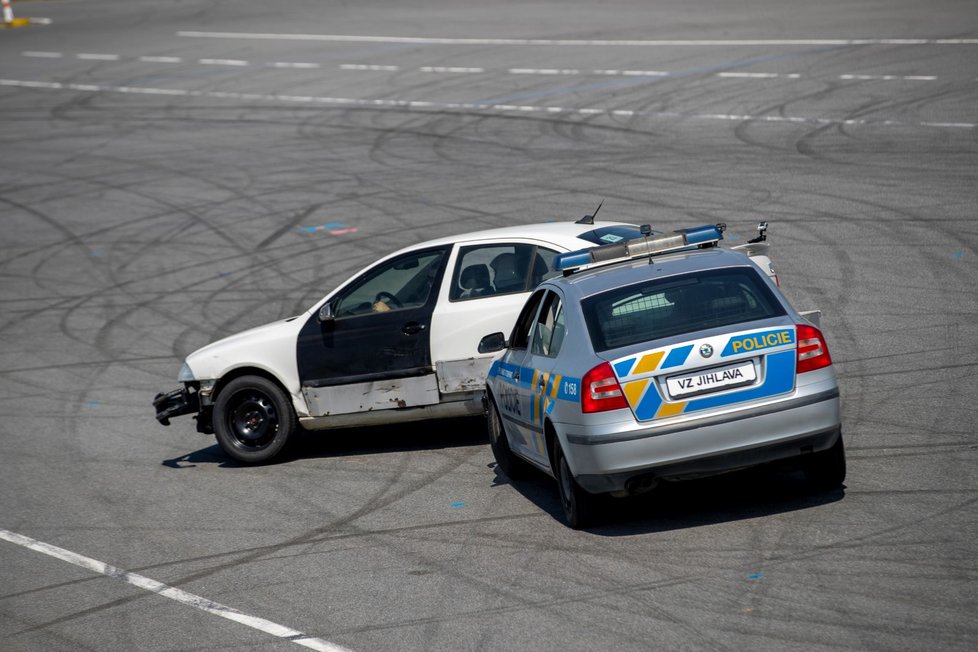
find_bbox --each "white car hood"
[184,315,305,383]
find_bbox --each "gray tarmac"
[1,1,976,650]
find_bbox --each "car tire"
[213,375,297,464]
[803,431,846,490]
[487,396,529,480]
[555,442,597,529]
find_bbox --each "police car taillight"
[581,362,628,413]
[796,324,832,373]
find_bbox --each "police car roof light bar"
[557,223,725,273]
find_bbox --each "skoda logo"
[699,343,714,358]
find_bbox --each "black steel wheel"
[213,375,296,464]
[804,431,847,490]
[487,395,528,480]
[554,442,597,529]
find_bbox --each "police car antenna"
[640,224,653,264]
[575,199,603,225]
[748,221,768,244]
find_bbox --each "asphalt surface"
[1,1,977,650]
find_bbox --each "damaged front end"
[153,379,214,434]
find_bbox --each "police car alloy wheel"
[487,396,529,480]
[555,443,597,529]
[213,375,297,464]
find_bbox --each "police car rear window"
[576,225,645,245]
[582,267,786,352]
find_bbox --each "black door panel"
[297,247,449,388]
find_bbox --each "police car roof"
[552,247,759,299]
[402,220,638,251]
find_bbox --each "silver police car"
[481,225,843,528]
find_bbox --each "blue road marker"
[301,223,359,235]
[451,501,465,508]
[748,572,764,580]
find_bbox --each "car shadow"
[495,462,846,535]
[294,416,488,460]
[161,416,489,468]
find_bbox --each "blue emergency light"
[556,223,725,273]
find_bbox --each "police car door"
[296,247,449,416]
[512,289,568,468]
[492,288,546,459]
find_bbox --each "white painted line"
[77,53,121,61]
[176,31,978,46]
[509,68,581,75]
[920,121,976,128]
[339,63,399,71]
[271,61,321,69]
[591,69,669,76]
[117,86,189,96]
[14,50,948,84]
[1,78,974,130]
[619,70,669,76]
[198,58,250,66]
[140,55,183,63]
[718,72,780,78]
[419,66,483,73]
[27,17,53,25]
[0,528,352,652]
[1,79,65,89]
[840,74,937,81]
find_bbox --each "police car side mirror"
[318,302,335,323]
[478,332,507,354]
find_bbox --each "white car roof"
[398,220,639,252]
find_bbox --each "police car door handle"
[402,322,426,335]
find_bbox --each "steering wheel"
[374,291,403,309]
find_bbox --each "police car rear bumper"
[565,388,841,494]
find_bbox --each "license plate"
[667,361,757,398]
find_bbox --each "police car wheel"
[803,431,846,490]
[487,396,528,480]
[214,375,296,465]
[555,443,596,529]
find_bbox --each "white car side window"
[334,249,446,317]
[450,244,561,302]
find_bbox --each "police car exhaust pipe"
[624,474,659,495]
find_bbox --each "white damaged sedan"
[153,217,679,463]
